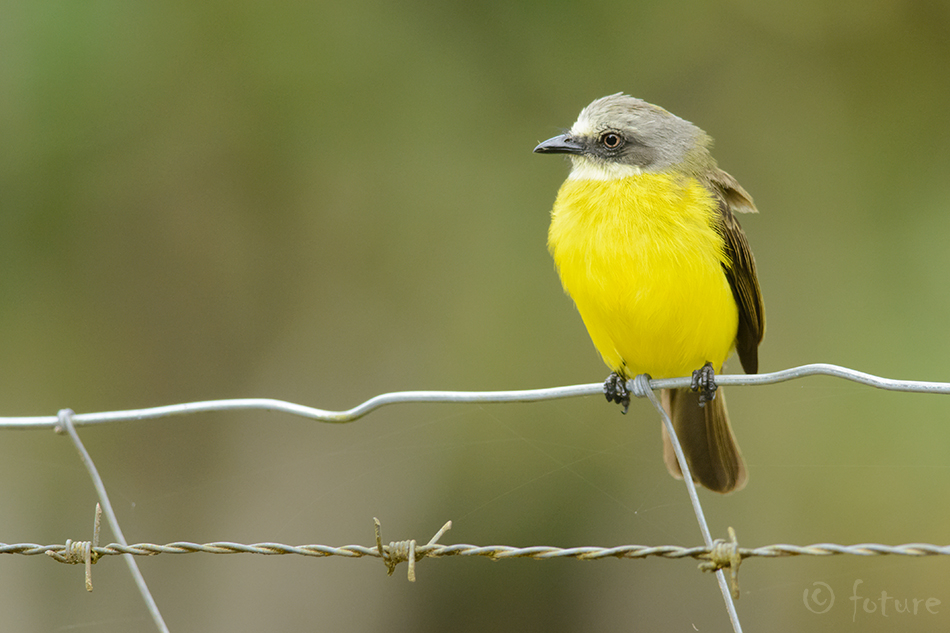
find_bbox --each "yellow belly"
[548,173,738,379]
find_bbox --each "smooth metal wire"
[56,410,170,633]
[3,363,948,430]
[630,374,742,631]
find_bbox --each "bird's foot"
[604,372,631,414]
[690,362,718,407]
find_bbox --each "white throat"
[567,156,643,181]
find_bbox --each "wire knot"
[627,374,653,399]
[374,517,452,581]
[53,408,75,435]
[52,539,97,565]
[386,539,415,575]
[699,526,742,599]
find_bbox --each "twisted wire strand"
[8,540,950,562]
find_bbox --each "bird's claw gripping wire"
[691,362,718,407]
[604,372,631,413]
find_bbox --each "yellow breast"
[548,173,739,379]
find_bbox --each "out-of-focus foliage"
[2,1,949,631]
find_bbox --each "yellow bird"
[535,94,764,493]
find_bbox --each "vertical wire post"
[57,409,170,633]
[631,377,743,633]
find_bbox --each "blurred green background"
[2,1,950,631]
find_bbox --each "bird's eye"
[600,132,623,149]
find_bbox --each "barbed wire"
[6,519,950,611]
[4,363,950,633]
[10,534,950,564]
[8,521,950,578]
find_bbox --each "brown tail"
[661,388,747,493]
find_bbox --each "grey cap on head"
[534,93,714,175]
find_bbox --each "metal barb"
[87,503,102,591]
[373,518,453,581]
[44,455,102,592]
[373,518,393,575]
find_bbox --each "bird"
[535,94,764,493]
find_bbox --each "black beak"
[533,133,586,155]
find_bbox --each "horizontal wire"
[2,363,948,430]
[8,540,950,561]
[6,363,950,611]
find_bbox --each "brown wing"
[707,169,765,374]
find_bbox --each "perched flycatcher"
[535,94,764,493]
